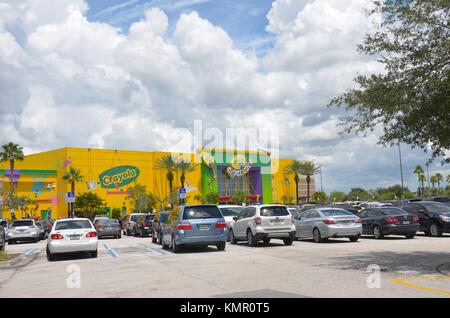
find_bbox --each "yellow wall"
[1,148,202,220]
[1,147,315,221]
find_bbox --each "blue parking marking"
[24,248,38,256]
[137,243,166,255]
[102,244,119,258]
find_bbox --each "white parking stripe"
[137,243,166,255]
[102,244,119,258]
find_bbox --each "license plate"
[403,221,410,225]
[199,225,209,230]
[69,235,81,240]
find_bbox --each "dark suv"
[152,212,170,244]
[400,201,450,237]
[133,214,155,237]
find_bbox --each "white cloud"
[0,0,434,192]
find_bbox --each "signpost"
[179,188,186,205]
[67,192,75,218]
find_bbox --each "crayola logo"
[99,166,140,189]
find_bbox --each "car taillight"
[177,223,193,230]
[385,217,400,223]
[354,219,362,224]
[215,222,227,229]
[411,216,419,223]
[50,233,64,240]
[254,217,262,225]
[86,231,97,238]
[323,219,337,225]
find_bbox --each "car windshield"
[11,220,33,227]
[321,209,353,216]
[97,219,110,225]
[160,213,170,223]
[288,208,301,218]
[422,203,450,213]
[183,206,222,220]
[380,208,407,216]
[130,215,141,222]
[260,206,289,217]
[145,215,154,221]
[109,219,119,225]
[220,207,243,216]
[55,220,93,230]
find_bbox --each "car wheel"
[91,251,98,258]
[405,234,415,239]
[349,236,359,242]
[247,229,256,247]
[8,240,14,245]
[283,237,293,245]
[171,235,180,253]
[216,242,226,251]
[373,225,384,239]
[0,243,4,251]
[263,238,271,245]
[229,229,238,244]
[313,228,324,243]
[161,235,169,249]
[429,223,442,237]
[157,232,162,245]
[46,246,55,262]
[118,234,122,239]
[152,231,157,243]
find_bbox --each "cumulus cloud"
[0,0,435,192]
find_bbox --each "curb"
[0,252,40,269]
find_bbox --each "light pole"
[398,143,404,199]
[425,159,431,189]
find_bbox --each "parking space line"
[24,248,38,256]
[391,276,450,296]
[137,243,166,255]
[102,244,119,258]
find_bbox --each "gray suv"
[8,219,40,244]
[229,205,296,246]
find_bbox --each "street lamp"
[398,143,404,199]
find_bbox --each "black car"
[133,214,155,237]
[358,207,419,239]
[0,225,5,251]
[36,220,53,240]
[152,212,170,244]
[400,201,450,237]
[424,196,450,207]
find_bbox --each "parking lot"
[1,234,449,298]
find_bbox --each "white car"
[8,219,40,244]
[229,205,296,246]
[217,205,244,227]
[46,218,98,261]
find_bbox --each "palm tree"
[154,155,176,192]
[62,166,84,218]
[176,160,198,188]
[430,175,438,189]
[299,161,321,203]
[414,165,425,196]
[0,142,25,193]
[284,160,302,205]
[435,173,443,189]
[418,174,426,196]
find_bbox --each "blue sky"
[86,0,275,54]
[0,0,448,194]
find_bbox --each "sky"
[0,0,448,194]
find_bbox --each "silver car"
[46,218,98,261]
[8,219,40,244]
[229,205,296,246]
[295,207,362,242]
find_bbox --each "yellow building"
[0,147,315,221]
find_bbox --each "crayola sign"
[99,166,140,189]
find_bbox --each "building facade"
[0,147,315,220]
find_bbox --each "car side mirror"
[233,217,238,221]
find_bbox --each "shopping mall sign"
[99,166,140,189]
